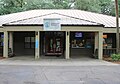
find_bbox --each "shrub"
[111,54,120,61]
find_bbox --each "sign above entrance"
[43,18,61,31]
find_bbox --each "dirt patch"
[103,57,120,64]
[0,56,5,59]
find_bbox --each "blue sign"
[45,22,50,28]
[44,18,61,31]
[35,40,38,48]
[75,32,82,38]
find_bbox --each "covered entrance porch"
[2,30,103,60]
[3,31,68,59]
[70,32,95,59]
[13,31,35,56]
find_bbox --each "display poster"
[44,18,61,31]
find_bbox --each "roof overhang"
[2,23,104,27]
[0,26,3,28]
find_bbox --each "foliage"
[0,0,72,15]
[0,0,25,15]
[75,0,101,13]
[52,0,71,9]
[111,54,120,61]
[0,0,119,17]
[75,0,115,16]
[0,7,23,15]
[99,0,115,15]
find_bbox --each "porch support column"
[65,31,70,59]
[98,31,103,60]
[95,33,98,53]
[35,31,40,59]
[9,32,13,53]
[3,31,8,58]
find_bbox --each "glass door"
[54,37,62,54]
[45,37,63,55]
[49,37,54,53]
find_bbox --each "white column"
[98,31,103,60]
[3,31,8,58]
[35,31,40,59]
[9,32,13,53]
[65,31,70,59]
[94,33,98,53]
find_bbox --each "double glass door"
[44,32,64,55]
[45,37,63,55]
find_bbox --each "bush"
[111,54,120,61]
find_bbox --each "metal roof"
[0,9,118,27]
[5,13,102,26]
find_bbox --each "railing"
[103,48,116,57]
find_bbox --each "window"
[24,37,35,48]
[71,32,93,48]
[0,34,4,46]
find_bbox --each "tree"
[0,0,72,15]
[118,0,120,16]
[99,0,115,15]
[0,0,24,15]
[74,0,115,16]
[52,0,71,9]
[75,0,101,13]
[107,0,120,16]
[0,0,119,17]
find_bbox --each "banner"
[44,18,61,31]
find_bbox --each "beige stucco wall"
[0,28,3,32]
[4,26,43,31]
[4,26,104,32]
[62,26,103,32]
[1,26,120,33]
[103,28,117,33]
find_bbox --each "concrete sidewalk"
[0,65,120,84]
[0,56,118,66]
[0,56,120,84]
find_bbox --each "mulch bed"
[103,57,120,64]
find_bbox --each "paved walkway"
[0,56,118,66]
[0,56,120,84]
[0,65,120,84]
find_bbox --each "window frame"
[24,37,35,49]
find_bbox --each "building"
[0,9,119,59]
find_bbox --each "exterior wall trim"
[3,26,120,33]
[103,28,117,33]
[0,28,4,32]
[4,26,103,32]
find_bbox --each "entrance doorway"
[41,31,65,57]
[13,32,35,56]
[70,32,95,58]
[0,33,3,56]
[45,37,63,55]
